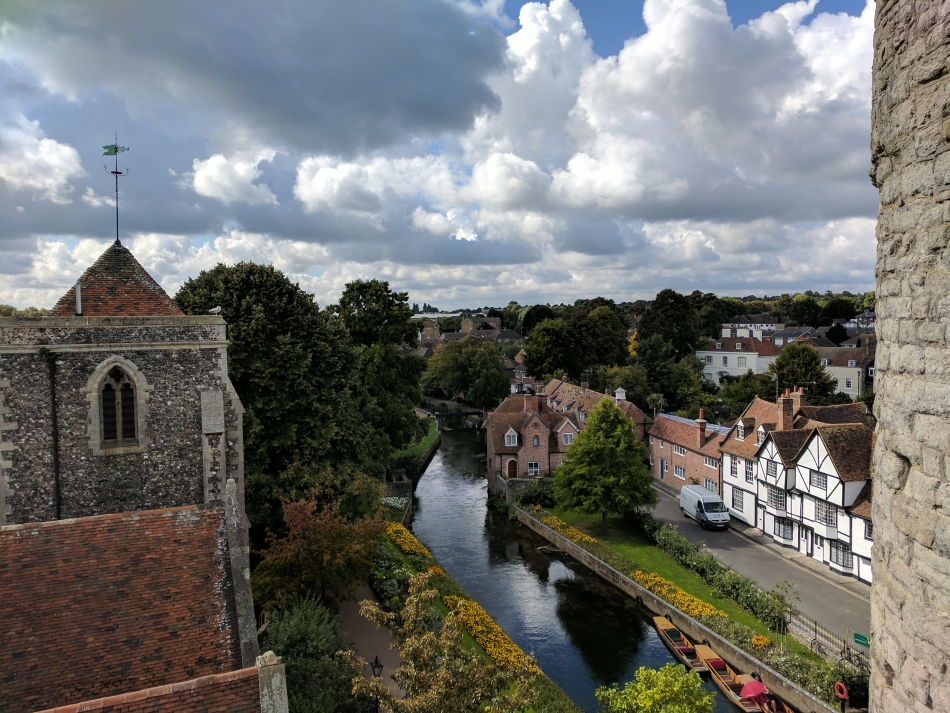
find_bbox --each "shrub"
[260,598,373,713]
[518,478,557,508]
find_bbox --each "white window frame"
[730,457,738,478]
[527,461,540,476]
[562,432,574,446]
[865,520,873,541]
[737,356,747,368]
[722,356,728,366]
[732,489,744,510]
[704,478,717,494]
[745,460,754,483]
[736,424,745,440]
[716,342,722,350]
[810,470,827,490]
[674,465,686,479]
[767,485,786,510]
[736,342,743,350]
[766,460,777,478]
[816,500,837,527]
[704,456,717,468]
[820,359,829,366]
[845,378,853,390]
[774,517,793,540]
[704,355,713,364]
[848,359,857,368]
[829,540,853,568]
[673,444,686,456]
[505,430,518,447]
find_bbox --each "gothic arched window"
[101,366,136,442]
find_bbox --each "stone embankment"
[513,506,837,713]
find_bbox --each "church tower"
[0,240,245,525]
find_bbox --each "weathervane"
[102,135,129,246]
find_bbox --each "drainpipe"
[41,348,63,519]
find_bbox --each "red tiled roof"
[762,428,812,466]
[542,379,650,430]
[648,414,722,458]
[51,241,185,317]
[1,506,242,711]
[699,337,781,356]
[486,395,575,454]
[35,668,260,713]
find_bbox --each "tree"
[554,398,656,522]
[670,355,715,416]
[352,342,426,451]
[334,279,417,347]
[351,571,532,713]
[817,296,858,327]
[637,289,700,359]
[595,663,713,713]
[788,294,821,327]
[175,263,380,481]
[252,498,387,608]
[720,371,776,418]
[522,317,575,379]
[426,337,508,408]
[260,598,372,713]
[520,304,555,335]
[767,342,836,404]
[590,364,650,409]
[571,305,629,373]
[633,334,678,404]
[825,323,849,345]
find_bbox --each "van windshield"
[703,501,727,513]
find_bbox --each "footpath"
[338,585,403,702]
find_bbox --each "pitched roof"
[813,346,874,367]
[486,394,575,454]
[648,413,728,457]
[809,424,874,482]
[51,241,185,317]
[720,397,780,458]
[699,337,781,356]
[542,379,650,430]
[34,668,262,713]
[796,402,872,428]
[1,505,242,711]
[848,483,873,520]
[762,428,812,466]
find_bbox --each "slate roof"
[699,337,781,356]
[51,241,185,317]
[814,346,875,368]
[1,506,242,711]
[35,668,261,713]
[648,413,729,458]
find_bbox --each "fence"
[787,611,870,671]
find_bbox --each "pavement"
[338,585,403,705]
[651,482,872,643]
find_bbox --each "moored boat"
[694,644,762,712]
[735,674,795,713]
[652,616,708,673]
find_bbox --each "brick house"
[542,379,651,442]
[648,411,730,495]
[0,240,286,712]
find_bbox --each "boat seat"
[667,629,684,642]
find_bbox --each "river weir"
[411,430,733,713]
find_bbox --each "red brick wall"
[650,437,721,495]
[35,668,260,713]
[1,506,242,712]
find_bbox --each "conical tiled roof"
[51,240,184,317]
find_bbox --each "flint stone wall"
[0,316,245,525]
[869,1,950,711]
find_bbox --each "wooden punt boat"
[693,644,762,712]
[735,674,795,713]
[652,616,708,673]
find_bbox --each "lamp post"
[370,655,383,713]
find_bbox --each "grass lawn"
[551,507,815,657]
[390,417,439,460]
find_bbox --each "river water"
[411,430,732,713]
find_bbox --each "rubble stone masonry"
[869,1,949,711]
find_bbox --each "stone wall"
[869,2,949,712]
[0,316,245,524]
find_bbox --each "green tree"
[825,323,849,345]
[261,598,372,713]
[670,355,715,416]
[571,305,629,372]
[595,662,713,713]
[520,304,556,335]
[426,336,508,408]
[767,342,836,404]
[817,296,858,327]
[788,294,821,327]
[720,371,776,418]
[175,263,380,481]
[637,289,700,359]
[351,571,532,713]
[334,279,418,347]
[633,334,678,404]
[523,317,575,378]
[554,398,656,522]
[590,364,651,409]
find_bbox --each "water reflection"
[413,430,731,713]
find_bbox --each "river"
[411,429,732,713]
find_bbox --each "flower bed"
[630,570,726,618]
[444,596,541,675]
[540,514,598,544]
[386,522,432,559]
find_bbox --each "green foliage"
[670,355,715,415]
[520,304,556,335]
[637,289,700,359]
[817,296,858,326]
[632,334,677,404]
[0,304,49,317]
[825,323,849,345]
[767,342,836,404]
[523,317,574,378]
[554,399,656,521]
[175,263,385,504]
[334,278,417,347]
[517,478,556,508]
[590,364,651,410]
[427,336,509,408]
[354,342,426,451]
[788,294,821,327]
[595,663,713,713]
[571,304,629,373]
[719,371,776,419]
[260,598,372,713]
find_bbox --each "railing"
[787,611,870,671]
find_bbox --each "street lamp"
[370,655,383,713]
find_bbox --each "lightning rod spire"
[102,134,129,246]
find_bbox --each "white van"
[678,485,730,530]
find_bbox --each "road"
[651,485,872,645]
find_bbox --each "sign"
[853,632,870,648]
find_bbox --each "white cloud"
[191,150,277,206]
[81,186,115,208]
[0,116,84,203]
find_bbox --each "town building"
[647,411,729,495]
[813,345,875,399]
[0,240,285,712]
[696,336,781,385]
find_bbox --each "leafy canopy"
[426,336,509,409]
[767,341,836,404]
[595,663,714,713]
[554,398,656,521]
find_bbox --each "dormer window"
[736,342,743,350]
[737,424,746,440]
[756,430,764,445]
[820,359,829,366]
[505,429,518,447]
[848,360,857,368]
[715,342,722,350]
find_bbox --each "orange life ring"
[834,681,849,700]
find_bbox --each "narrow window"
[101,367,136,443]
[532,435,540,447]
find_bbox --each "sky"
[0,0,876,310]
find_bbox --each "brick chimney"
[790,385,807,413]
[777,388,794,430]
[523,394,539,412]
[696,409,707,449]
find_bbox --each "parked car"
[679,485,730,530]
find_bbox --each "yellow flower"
[386,522,432,559]
[630,570,726,619]
[751,635,771,649]
[444,596,541,675]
